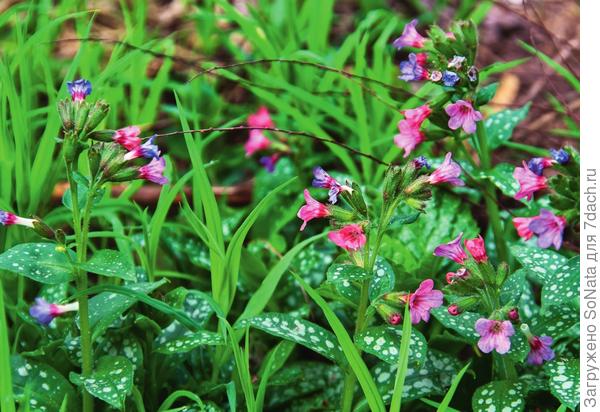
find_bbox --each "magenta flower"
[529,209,567,250]
[428,152,464,186]
[392,19,426,50]
[30,298,79,326]
[527,335,555,365]
[139,157,169,185]
[67,79,92,102]
[514,161,548,201]
[0,210,35,228]
[399,53,428,82]
[124,135,161,160]
[113,126,142,151]
[297,189,331,231]
[394,105,432,157]
[248,106,275,129]
[512,216,536,240]
[465,235,488,263]
[448,304,461,316]
[312,167,352,204]
[328,224,366,251]
[434,232,468,264]
[244,130,271,157]
[475,318,515,354]
[445,100,483,134]
[446,267,469,284]
[406,279,444,324]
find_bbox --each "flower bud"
[448,304,461,316]
[32,218,55,240]
[446,267,469,284]
[73,101,90,133]
[376,303,403,326]
[57,99,74,131]
[54,229,66,245]
[86,129,116,143]
[465,235,488,263]
[88,144,102,178]
[328,205,356,223]
[383,165,403,201]
[508,308,520,322]
[381,292,408,306]
[83,100,110,134]
[345,182,368,218]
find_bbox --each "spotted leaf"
[530,305,579,337]
[545,358,579,410]
[81,356,133,409]
[472,380,526,412]
[431,307,481,342]
[484,103,531,149]
[355,326,427,366]
[154,330,224,354]
[479,163,520,199]
[0,243,73,284]
[541,256,579,308]
[369,257,396,301]
[79,249,135,281]
[326,264,369,283]
[511,245,567,284]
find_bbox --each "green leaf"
[484,103,531,150]
[475,82,498,106]
[436,361,471,412]
[0,243,73,284]
[236,313,345,364]
[479,163,520,199]
[472,380,526,412]
[369,257,396,301]
[154,330,224,354]
[355,326,427,366]
[11,355,77,412]
[80,249,135,281]
[530,305,579,337]
[545,358,579,410]
[541,256,579,308]
[518,41,579,92]
[431,308,480,342]
[62,172,105,211]
[511,245,568,284]
[81,356,133,409]
[505,332,529,363]
[500,269,528,305]
[327,264,369,283]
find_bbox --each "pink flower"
[393,105,432,157]
[392,19,427,50]
[297,189,330,231]
[446,267,469,284]
[29,298,79,326]
[248,106,274,128]
[508,308,520,322]
[312,167,352,204]
[244,130,271,157]
[465,235,488,263]
[475,318,515,354]
[428,152,464,186]
[389,313,402,325]
[0,210,35,228]
[406,279,444,324]
[445,100,483,134]
[514,161,548,201]
[527,335,555,365]
[529,209,567,250]
[139,157,169,185]
[434,232,468,264]
[512,216,536,240]
[113,126,142,151]
[328,224,366,251]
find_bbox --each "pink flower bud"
[465,235,488,263]
[508,308,520,322]
[448,304,461,316]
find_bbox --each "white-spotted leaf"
[545,358,579,410]
[155,330,224,354]
[485,103,531,149]
[80,249,135,281]
[542,256,579,308]
[355,326,427,366]
[81,356,133,409]
[431,307,481,342]
[0,243,73,284]
[326,264,369,283]
[369,257,396,301]
[511,245,568,284]
[472,380,526,411]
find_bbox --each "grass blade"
[436,362,471,412]
[518,40,580,92]
[389,304,412,412]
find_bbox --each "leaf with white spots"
[80,356,133,409]
[11,355,77,412]
[542,256,579,308]
[505,331,529,363]
[369,257,396,301]
[484,103,531,149]
[500,269,527,305]
[431,307,481,342]
[545,358,579,410]
[236,313,345,365]
[530,305,579,337]
[155,330,224,354]
[511,245,567,284]
[518,282,540,320]
[79,249,135,281]
[40,282,69,302]
[479,163,521,198]
[355,326,427,366]
[0,243,74,284]
[326,264,369,283]
[472,380,526,412]
[96,332,144,375]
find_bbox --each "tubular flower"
[328,224,366,251]
[465,235,488,263]
[405,279,444,324]
[446,267,469,284]
[0,210,35,228]
[30,298,79,326]
[113,126,142,151]
[475,318,515,354]
[529,209,567,250]
[514,161,548,201]
[442,71,460,87]
[399,53,428,82]
[259,154,279,173]
[527,157,555,176]
[248,106,275,129]
[527,335,555,365]
[413,156,430,169]
[448,56,466,70]
[428,152,464,186]
[392,19,426,50]
[550,148,570,165]
[434,232,468,264]
[67,79,92,102]
[393,105,432,157]
[312,167,352,204]
[512,216,537,240]
[445,100,482,134]
[297,189,331,231]
[244,130,271,157]
[124,135,161,160]
[139,157,169,185]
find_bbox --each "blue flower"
[66,79,92,102]
[413,156,430,169]
[442,71,459,87]
[527,157,554,176]
[399,53,427,82]
[550,148,569,165]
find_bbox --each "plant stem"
[475,124,509,263]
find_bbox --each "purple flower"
[514,161,548,201]
[527,335,555,365]
[445,100,483,134]
[399,53,428,82]
[428,152,464,186]
[407,279,444,324]
[311,167,351,204]
[434,232,468,264]
[527,157,555,176]
[412,156,430,169]
[139,157,169,185]
[467,66,478,82]
[124,135,161,161]
[442,71,460,87]
[260,154,279,173]
[475,318,515,354]
[0,210,35,228]
[67,79,92,102]
[392,19,426,50]
[29,298,79,326]
[529,208,567,250]
[550,148,570,165]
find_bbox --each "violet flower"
[445,100,482,134]
[67,79,92,102]
[399,53,428,82]
[406,279,444,324]
[30,298,79,326]
[428,152,464,186]
[514,161,548,201]
[434,232,468,264]
[139,157,169,185]
[124,135,161,160]
[475,318,515,354]
[529,208,567,250]
[392,19,426,50]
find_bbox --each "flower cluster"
[244,106,289,172]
